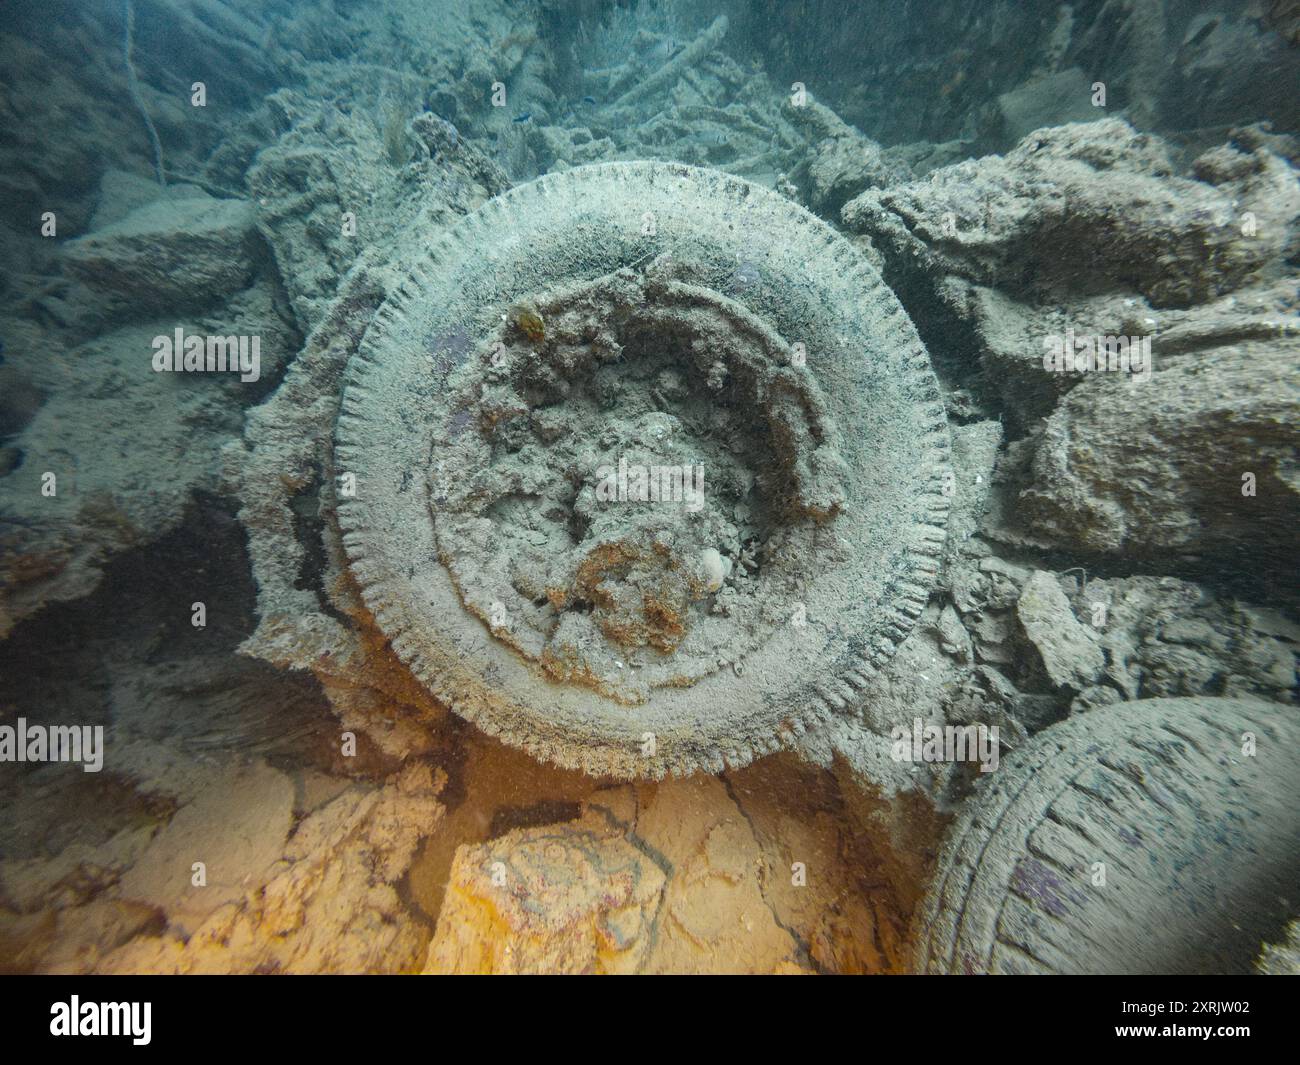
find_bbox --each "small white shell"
[700,548,731,592]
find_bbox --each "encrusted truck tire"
[912,697,1300,974]
[332,161,950,778]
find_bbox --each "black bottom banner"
[0,974,1287,1052]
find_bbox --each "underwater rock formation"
[246,99,509,332]
[1015,570,1106,692]
[63,188,258,321]
[1073,576,1299,706]
[1008,338,1298,557]
[843,119,1298,309]
[426,771,906,975]
[98,762,444,975]
[426,808,668,975]
[843,118,1300,572]
[0,172,292,638]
